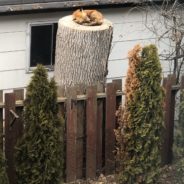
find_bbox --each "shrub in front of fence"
[0,113,8,184]
[0,150,9,184]
[174,89,184,159]
[15,65,64,184]
[115,44,164,184]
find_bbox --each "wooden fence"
[0,76,183,184]
[0,80,122,184]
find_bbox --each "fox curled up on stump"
[72,9,104,26]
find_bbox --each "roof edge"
[0,0,163,15]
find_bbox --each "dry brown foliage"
[115,44,142,162]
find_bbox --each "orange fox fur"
[72,9,104,26]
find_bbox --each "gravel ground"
[66,159,184,184]
[158,158,184,184]
[65,174,117,184]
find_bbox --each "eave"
[0,0,164,15]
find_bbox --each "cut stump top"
[58,15,113,31]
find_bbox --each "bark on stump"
[54,15,113,95]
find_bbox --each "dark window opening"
[30,23,58,68]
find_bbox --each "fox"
[72,9,104,26]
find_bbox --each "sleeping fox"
[72,9,104,26]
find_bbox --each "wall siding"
[0,7,172,90]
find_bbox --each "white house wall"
[0,7,173,91]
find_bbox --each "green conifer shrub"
[0,152,9,184]
[0,125,9,184]
[15,65,64,184]
[115,44,164,184]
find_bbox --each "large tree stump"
[54,15,113,94]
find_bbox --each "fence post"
[96,98,104,174]
[86,86,97,178]
[105,83,116,174]
[5,93,16,184]
[162,75,176,165]
[66,88,77,182]
[76,94,85,179]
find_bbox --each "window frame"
[26,21,58,72]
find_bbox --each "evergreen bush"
[0,96,8,184]
[15,65,64,184]
[0,152,9,184]
[115,44,164,184]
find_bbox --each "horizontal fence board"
[0,91,124,108]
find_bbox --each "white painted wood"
[101,8,156,24]
[112,22,155,42]
[0,69,54,90]
[0,16,26,33]
[107,57,173,80]
[109,39,155,61]
[0,51,25,70]
[109,38,173,61]
[107,59,128,79]
[0,32,26,52]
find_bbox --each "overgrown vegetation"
[144,0,184,83]
[115,44,164,183]
[0,134,9,184]
[15,65,64,184]
[158,158,184,184]
[0,152,9,184]
[0,151,9,184]
[173,89,184,160]
[0,122,9,184]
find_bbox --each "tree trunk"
[54,15,113,95]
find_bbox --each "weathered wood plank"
[86,86,97,178]
[0,91,124,108]
[181,75,184,90]
[161,77,169,165]
[96,98,104,174]
[105,83,116,174]
[13,89,24,101]
[66,89,77,182]
[113,79,122,91]
[5,93,16,184]
[4,94,23,184]
[76,100,85,179]
[162,75,176,165]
